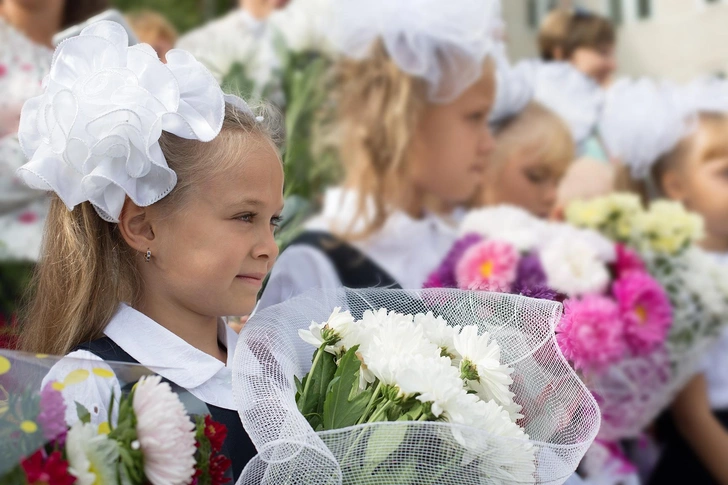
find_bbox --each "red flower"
[209,454,232,485]
[0,63,6,77]
[18,211,39,224]
[21,450,76,485]
[204,415,227,454]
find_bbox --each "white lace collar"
[104,304,237,408]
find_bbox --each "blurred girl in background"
[259,0,499,307]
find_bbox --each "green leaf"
[322,345,372,430]
[75,401,91,424]
[297,348,337,426]
[363,424,408,474]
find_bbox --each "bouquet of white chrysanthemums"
[233,288,600,485]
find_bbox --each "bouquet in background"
[567,194,728,354]
[425,205,710,443]
[426,205,674,373]
[233,288,600,485]
[0,351,231,485]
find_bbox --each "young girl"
[258,0,497,307]
[478,101,574,219]
[600,77,728,485]
[17,22,284,480]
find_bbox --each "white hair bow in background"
[598,76,728,180]
[514,59,604,148]
[327,0,498,103]
[16,21,228,222]
[488,44,534,125]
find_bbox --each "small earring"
[145,249,151,263]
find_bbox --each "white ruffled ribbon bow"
[16,20,226,222]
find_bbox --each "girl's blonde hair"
[20,104,280,355]
[332,41,429,239]
[476,102,574,205]
[619,113,728,201]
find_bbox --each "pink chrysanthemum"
[612,272,672,355]
[556,295,626,372]
[455,240,519,292]
[614,244,646,277]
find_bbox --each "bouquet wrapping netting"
[233,288,600,484]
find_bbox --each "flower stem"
[357,381,383,425]
[367,400,393,423]
[299,343,327,410]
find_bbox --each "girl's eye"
[525,170,549,184]
[271,216,283,228]
[238,212,256,223]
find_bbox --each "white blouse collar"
[314,187,460,236]
[307,187,461,288]
[104,304,237,396]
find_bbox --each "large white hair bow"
[514,59,604,147]
[599,76,728,180]
[16,21,226,222]
[327,0,497,103]
[599,78,686,180]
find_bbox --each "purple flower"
[37,381,67,441]
[511,254,558,300]
[424,233,482,289]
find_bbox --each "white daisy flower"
[66,422,119,485]
[452,326,521,421]
[298,307,356,354]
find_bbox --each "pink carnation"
[556,295,626,373]
[612,272,672,355]
[455,240,519,292]
[614,244,646,277]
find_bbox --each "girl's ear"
[660,167,688,202]
[118,198,156,254]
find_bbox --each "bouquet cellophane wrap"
[233,288,601,485]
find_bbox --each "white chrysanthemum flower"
[415,312,460,357]
[396,355,464,417]
[682,249,728,316]
[66,422,119,485]
[459,205,546,252]
[133,375,196,485]
[444,393,536,482]
[452,326,521,421]
[355,310,442,391]
[298,307,356,354]
[540,232,611,296]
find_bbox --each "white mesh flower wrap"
[233,288,600,484]
[327,0,497,103]
[599,77,728,180]
[488,44,534,125]
[514,59,604,146]
[15,21,228,222]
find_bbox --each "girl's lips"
[236,273,265,285]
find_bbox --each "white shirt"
[46,304,238,427]
[703,252,728,410]
[258,188,461,310]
